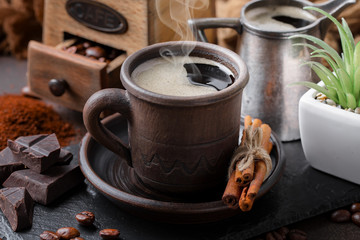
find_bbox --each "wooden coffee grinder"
[27,0,215,111]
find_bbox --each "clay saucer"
[79,113,285,224]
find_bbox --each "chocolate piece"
[56,149,73,165]
[3,163,84,205]
[8,134,61,173]
[0,187,34,231]
[0,147,25,185]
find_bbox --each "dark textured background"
[0,56,360,240]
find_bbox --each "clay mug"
[83,41,248,196]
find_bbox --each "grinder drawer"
[27,40,125,111]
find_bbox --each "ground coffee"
[0,94,76,150]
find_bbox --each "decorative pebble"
[314,95,360,114]
[325,99,336,106]
[316,93,327,101]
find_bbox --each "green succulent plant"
[289,6,360,110]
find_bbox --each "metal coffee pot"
[189,0,355,141]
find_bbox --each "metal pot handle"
[188,18,242,42]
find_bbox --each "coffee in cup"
[131,56,232,96]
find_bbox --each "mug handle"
[188,18,242,42]
[83,88,132,167]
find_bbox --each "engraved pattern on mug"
[140,151,224,175]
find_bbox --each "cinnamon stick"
[235,118,262,185]
[247,161,267,200]
[260,124,271,151]
[238,123,272,211]
[267,141,273,154]
[241,163,254,182]
[239,187,253,211]
[222,172,242,209]
[251,119,263,130]
[239,115,253,144]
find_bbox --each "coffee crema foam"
[245,6,317,31]
[132,56,231,97]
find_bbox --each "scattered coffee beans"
[61,39,123,63]
[352,212,360,227]
[251,226,306,240]
[277,226,289,238]
[330,209,351,222]
[265,231,283,240]
[330,203,360,228]
[56,227,80,239]
[75,211,95,226]
[39,230,60,240]
[99,229,120,239]
[350,203,360,213]
[287,229,307,240]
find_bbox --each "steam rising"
[155,0,209,62]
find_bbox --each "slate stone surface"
[0,142,359,240]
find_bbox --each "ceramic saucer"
[79,113,285,224]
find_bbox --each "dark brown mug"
[83,41,248,196]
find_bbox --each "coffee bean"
[352,212,360,227]
[75,44,84,51]
[331,209,351,222]
[265,231,283,240]
[350,203,360,213]
[99,229,120,239]
[86,46,106,58]
[287,229,307,240]
[56,227,80,239]
[83,42,91,48]
[75,211,95,226]
[265,232,275,240]
[65,46,77,54]
[276,226,289,239]
[107,49,118,60]
[40,230,60,240]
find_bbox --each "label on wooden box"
[66,0,128,33]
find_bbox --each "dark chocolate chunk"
[8,134,61,173]
[0,187,34,231]
[3,163,84,205]
[56,149,73,165]
[0,147,25,185]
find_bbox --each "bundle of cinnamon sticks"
[222,116,273,211]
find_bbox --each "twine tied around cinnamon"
[228,126,272,180]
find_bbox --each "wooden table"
[0,56,360,240]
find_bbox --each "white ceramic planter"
[299,83,360,185]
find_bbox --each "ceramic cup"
[83,41,248,196]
